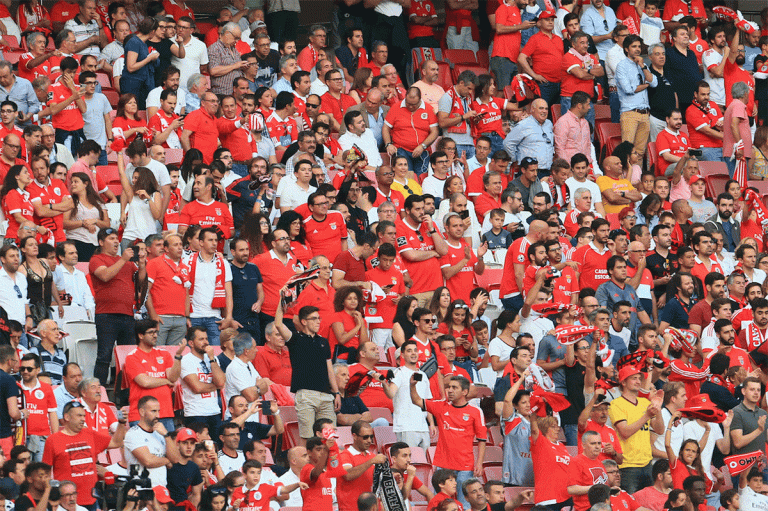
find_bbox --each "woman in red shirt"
[471,74,518,155]
[16,0,51,36]
[255,87,275,120]
[112,93,149,145]
[349,67,372,104]
[329,285,368,363]
[1,165,45,244]
[665,411,712,491]
[437,300,478,370]
[276,211,313,266]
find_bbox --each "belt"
[631,108,650,114]
[455,356,471,362]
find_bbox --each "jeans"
[490,56,517,89]
[456,144,475,159]
[129,417,175,432]
[95,313,135,385]
[235,315,261,345]
[706,492,721,510]
[454,359,475,381]
[563,423,578,446]
[725,157,736,177]
[184,414,223,439]
[561,97,595,128]
[55,127,85,160]
[157,315,187,345]
[700,147,724,162]
[609,89,621,123]
[397,147,430,175]
[501,294,523,313]
[231,163,248,178]
[190,316,221,346]
[481,131,505,156]
[436,467,473,508]
[619,463,653,494]
[27,434,47,462]
[538,82,560,111]
[98,149,108,166]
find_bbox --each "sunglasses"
[422,318,435,324]
[306,103,320,108]
[357,434,374,440]
[19,366,35,372]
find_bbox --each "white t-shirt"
[277,469,303,508]
[126,158,171,188]
[702,48,726,106]
[566,177,602,212]
[338,130,383,167]
[421,175,447,199]
[224,357,261,423]
[683,419,722,483]
[652,407,684,460]
[740,485,768,511]
[172,37,209,89]
[217,449,245,474]
[186,254,233,319]
[123,425,167,486]
[391,365,431,433]
[279,181,316,210]
[747,269,767,285]
[488,337,516,377]
[180,353,221,417]
[520,313,554,356]
[146,86,187,115]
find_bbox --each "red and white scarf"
[745,321,768,350]
[185,252,226,311]
[548,180,570,210]
[446,86,470,134]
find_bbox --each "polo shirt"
[685,102,723,148]
[333,250,367,284]
[731,402,768,455]
[664,45,703,107]
[690,256,723,295]
[337,447,377,511]
[286,331,332,394]
[146,256,187,316]
[89,254,137,316]
[216,116,258,162]
[253,345,292,387]
[223,357,261,423]
[659,296,693,329]
[230,261,262,321]
[251,250,302,317]
[596,175,636,214]
[561,51,599,97]
[395,216,444,294]
[304,211,348,263]
[184,108,219,163]
[656,128,690,175]
[521,31,564,83]
[384,99,438,152]
[319,92,356,127]
[492,1,522,61]
[30,345,67,386]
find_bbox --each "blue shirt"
[615,57,657,112]
[123,34,154,83]
[595,280,643,339]
[229,261,263,327]
[659,296,693,329]
[186,90,200,113]
[272,77,292,95]
[366,107,386,147]
[0,77,40,116]
[503,115,554,170]
[580,5,617,60]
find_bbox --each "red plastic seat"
[597,122,622,152]
[96,164,119,184]
[2,36,19,49]
[452,63,488,83]
[103,89,120,107]
[484,465,502,483]
[373,425,397,452]
[648,142,660,176]
[436,61,453,90]
[749,180,768,195]
[551,104,562,124]
[705,174,730,200]
[594,104,611,120]
[95,72,113,90]
[368,407,393,425]
[443,49,478,66]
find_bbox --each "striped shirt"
[207,40,243,95]
[30,344,67,386]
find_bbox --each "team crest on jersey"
[34,389,44,400]
[397,236,407,246]
[425,3,431,10]
[253,492,261,501]
[330,223,337,230]
[54,187,61,196]
[157,357,164,364]
[421,113,428,120]
[463,414,469,421]
[215,208,222,215]
[517,254,525,263]
[681,136,688,144]
[695,44,703,52]
[331,459,339,468]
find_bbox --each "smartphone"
[129,247,139,263]
[261,400,273,415]
[689,148,702,157]
[204,440,215,452]
[413,373,423,382]
[459,210,470,220]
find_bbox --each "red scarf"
[548,180,570,210]
[706,374,735,393]
[446,86,470,134]
[185,252,226,311]
[745,322,768,350]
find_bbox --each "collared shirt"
[0,76,40,116]
[53,385,78,418]
[229,261,263,326]
[172,37,209,88]
[0,267,27,323]
[664,45,703,107]
[53,264,95,313]
[364,107,386,146]
[272,77,292,95]
[99,39,124,65]
[64,16,101,56]
[207,40,243,95]
[284,152,329,182]
[616,57,656,112]
[553,110,591,164]
[338,129,382,167]
[503,114,554,170]
[580,5,617,59]
[605,43,624,87]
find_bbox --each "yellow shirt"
[391,178,423,197]
[596,176,636,215]
[608,395,653,468]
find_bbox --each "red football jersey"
[438,239,478,304]
[425,400,486,471]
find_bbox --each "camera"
[689,148,702,158]
[93,465,154,511]
[458,210,470,220]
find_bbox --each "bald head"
[367,88,382,103]
[529,220,548,240]
[602,156,622,177]
[4,133,19,146]
[629,241,644,253]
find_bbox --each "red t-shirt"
[291,280,335,335]
[578,419,623,461]
[300,460,346,511]
[49,81,84,131]
[347,363,392,411]
[162,0,194,20]
[319,92,357,128]
[500,236,530,298]
[82,401,117,435]
[568,455,608,511]
[424,400,486,471]
[178,199,234,239]
[561,51,599,97]
[112,116,147,145]
[364,265,404,329]
[438,239,478,304]
[230,483,281,511]
[395,216,443,294]
[471,97,507,138]
[372,188,405,212]
[724,59,755,115]
[43,429,111,505]
[163,187,182,230]
[2,188,34,241]
[531,434,571,504]
[146,255,187,316]
[89,253,137,315]
[408,0,437,39]
[689,38,709,64]
[474,191,503,222]
[436,324,474,358]
[265,111,299,147]
[251,251,304,317]
[492,1,522,61]
[384,102,438,152]
[703,346,753,372]
[215,116,258,161]
[124,347,174,422]
[253,345,292,387]
[28,178,69,243]
[572,242,612,290]
[328,310,362,360]
[551,266,580,303]
[21,382,56,436]
[685,102,723,149]
[304,211,348,263]
[337,447,377,511]
[521,31,565,83]
[184,108,219,163]
[18,53,53,82]
[611,491,641,511]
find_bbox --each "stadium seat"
[698,160,729,179]
[749,180,768,195]
[4,50,23,65]
[605,135,623,157]
[484,465,502,483]
[95,72,113,90]
[594,104,611,120]
[165,148,184,164]
[283,421,301,449]
[705,174,730,200]
[413,464,434,492]
[103,88,120,107]
[336,426,354,449]
[75,338,98,379]
[278,406,298,423]
[597,122,621,153]
[477,49,489,69]
[427,445,436,462]
[373,425,397,451]
[387,347,398,366]
[551,104,562,124]
[648,142,659,175]
[2,36,19,49]
[606,213,621,230]
[368,407,393,425]
[443,49,478,66]
[488,426,503,447]
[436,61,454,90]
[476,267,502,292]
[478,445,503,465]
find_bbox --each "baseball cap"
[521,156,539,168]
[176,428,198,442]
[153,486,174,504]
[539,9,557,18]
[689,174,704,184]
[618,365,642,382]
[249,20,267,35]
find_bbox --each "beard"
[719,209,732,219]
[736,56,746,66]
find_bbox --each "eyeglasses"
[328,77,343,82]
[84,81,97,85]
[306,103,320,108]
[0,109,16,114]
[380,172,395,177]
[13,284,21,299]
[19,366,35,372]
[603,20,609,30]
[306,316,321,321]
[421,318,435,324]
[61,492,78,498]
[313,201,330,207]
[357,434,375,440]
[274,236,290,241]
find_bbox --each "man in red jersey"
[685,81,723,162]
[704,319,752,371]
[43,400,126,508]
[18,353,58,462]
[578,389,624,464]
[300,436,347,511]
[0,102,26,157]
[474,171,504,222]
[518,10,564,106]
[79,376,124,435]
[440,213,486,304]
[396,194,449,307]
[124,319,180,429]
[148,89,184,150]
[572,217,612,290]
[604,459,644,511]
[365,243,406,349]
[738,299,768,352]
[689,231,722,294]
[656,109,690,177]
[370,220,413,288]
[304,191,348,263]
[544,240,580,304]
[347,341,394,412]
[319,68,355,132]
[383,87,439,175]
[499,219,547,311]
[291,255,334,336]
[0,133,26,180]
[47,57,86,156]
[336,421,387,511]
[27,155,72,245]
[568,431,609,511]
[411,374,486,507]
[724,30,756,119]
[178,175,234,242]
[181,91,220,164]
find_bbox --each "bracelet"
[174,355,183,361]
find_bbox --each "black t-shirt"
[286,331,332,393]
[0,369,19,437]
[255,50,281,88]
[166,460,203,504]
[238,422,273,450]
[648,68,678,120]
[646,250,679,299]
[335,46,362,76]
[562,362,586,425]
[146,38,174,87]
[15,493,52,511]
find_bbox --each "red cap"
[153,486,174,504]
[176,428,198,442]
[689,174,704,185]
[618,365,642,382]
[539,9,557,18]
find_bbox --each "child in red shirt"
[427,469,464,511]
[230,460,305,511]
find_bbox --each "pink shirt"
[723,99,753,159]
[670,176,691,202]
[554,110,592,165]
[412,80,445,113]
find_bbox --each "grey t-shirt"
[689,199,717,224]
[536,334,566,392]
[731,402,768,455]
[438,92,473,146]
